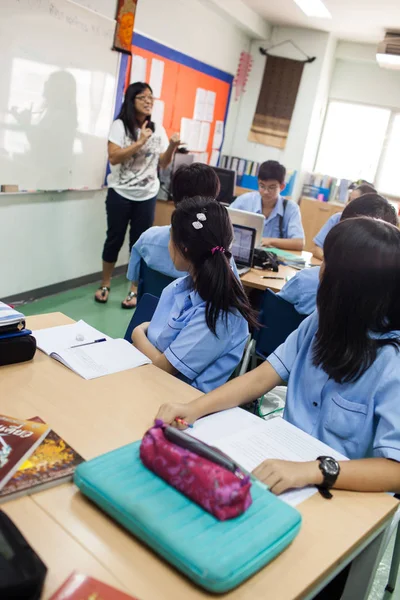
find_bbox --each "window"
[376,114,400,196]
[315,100,391,183]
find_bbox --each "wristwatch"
[316,456,340,499]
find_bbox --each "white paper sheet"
[180,118,201,151]
[209,149,220,167]
[212,120,224,149]
[149,58,164,99]
[151,99,165,127]
[188,409,347,507]
[193,88,207,121]
[130,54,147,84]
[198,122,210,152]
[34,321,111,356]
[53,339,151,380]
[197,152,209,164]
[205,90,216,122]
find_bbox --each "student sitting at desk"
[125,163,220,307]
[157,216,400,499]
[131,197,257,393]
[278,193,398,315]
[312,183,376,260]
[230,160,305,251]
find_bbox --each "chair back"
[255,289,306,358]
[124,293,159,342]
[137,260,175,303]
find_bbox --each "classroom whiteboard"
[0,0,119,190]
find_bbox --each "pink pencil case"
[140,421,252,521]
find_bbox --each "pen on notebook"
[70,338,107,348]
[260,276,285,280]
[175,417,193,428]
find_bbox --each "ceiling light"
[293,0,332,19]
[376,53,400,69]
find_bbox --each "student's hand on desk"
[156,402,197,429]
[261,237,274,248]
[252,459,322,495]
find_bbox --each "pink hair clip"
[211,246,225,255]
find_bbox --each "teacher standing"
[95,82,180,308]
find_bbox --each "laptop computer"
[227,207,264,247]
[231,224,256,276]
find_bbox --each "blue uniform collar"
[172,276,204,310]
[259,194,284,221]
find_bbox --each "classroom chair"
[239,289,306,376]
[124,293,159,342]
[137,260,175,303]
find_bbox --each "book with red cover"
[0,417,84,503]
[0,415,49,491]
[49,572,139,599]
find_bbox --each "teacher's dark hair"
[117,82,153,141]
[171,197,258,335]
[171,163,220,206]
[314,218,400,383]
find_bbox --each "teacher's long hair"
[171,197,258,335]
[117,81,153,141]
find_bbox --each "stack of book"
[302,172,350,204]
[219,155,296,197]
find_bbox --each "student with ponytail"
[131,196,257,392]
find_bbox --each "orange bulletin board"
[120,33,233,163]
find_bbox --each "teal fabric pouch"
[74,441,301,593]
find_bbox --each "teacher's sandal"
[94,286,110,304]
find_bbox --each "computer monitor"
[212,167,236,204]
[231,224,256,275]
[227,206,264,247]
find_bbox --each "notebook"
[33,321,151,380]
[187,408,347,506]
[231,224,256,276]
[49,572,139,600]
[0,417,84,503]
[0,301,25,332]
[0,415,50,491]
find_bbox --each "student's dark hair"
[171,163,220,206]
[171,197,258,334]
[353,183,376,196]
[258,160,286,185]
[116,82,153,141]
[314,218,400,383]
[341,193,399,226]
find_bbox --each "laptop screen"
[232,225,255,266]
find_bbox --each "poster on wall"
[248,55,304,149]
[113,0,137,54]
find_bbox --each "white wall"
[224,27,336,200]
[2,0,254,298]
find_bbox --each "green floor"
[21,277,400,600]
[23,275,134,339]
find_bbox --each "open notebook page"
[34,320,111,355]
[53,338,151,380]
[188,409,347,506]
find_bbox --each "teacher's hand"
[139,121,153,145]
[169,133,181,149]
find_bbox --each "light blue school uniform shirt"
[313,212,342,248]
[127,224,241,282]
[230,193,304,240]
[147,275,249,393]
[278,266,320,315]
[267,311,400,460]
[127,225,186,282]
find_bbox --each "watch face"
[323,457,339,476]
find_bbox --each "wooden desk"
[240,251,321,292]
[2,312,397,600]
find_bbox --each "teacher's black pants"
[102,188,157,263]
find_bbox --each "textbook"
[0,301,25,332]
[49,572,139,600]
[33,320,151,379]
[0,416,50,491]
[0,417,84,503]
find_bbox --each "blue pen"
[70,338,107,349]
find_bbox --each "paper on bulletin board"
[193,88,207,121]
[180,118,201,151]
[212,120,224,149]
[197,152,209,164]
[149,58,164,99]
[198,122,210,152]
[205,91,216,122]
[210,149,220,167]
[130,55,147,84]
[151,99,164,126]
